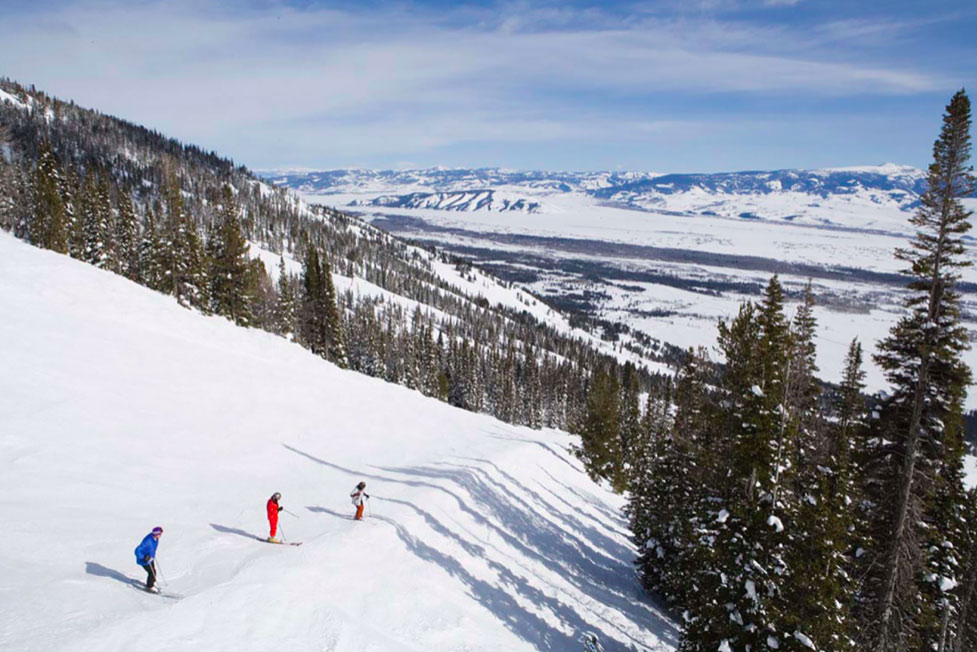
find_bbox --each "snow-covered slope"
[0,232,676,652]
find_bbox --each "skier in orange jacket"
[266,492,283,542]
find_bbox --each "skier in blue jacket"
[134,526,163,592]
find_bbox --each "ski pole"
[154,559,168,587]
[367,497,373,518]
[282,508,301,519]
[278,522,287,543]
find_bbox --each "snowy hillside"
[0,77,675,443]
[0,232,676,652]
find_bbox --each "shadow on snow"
[209,523,266,541]
[287,443,678,651]
[85,561,140,587]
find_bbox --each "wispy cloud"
[0,0,969,170]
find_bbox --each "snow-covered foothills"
[271,167,977,409]
[0,232,677,652]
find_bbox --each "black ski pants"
[141,562,157,589]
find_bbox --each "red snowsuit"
[267,497,280,538]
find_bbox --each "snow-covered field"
[0,232,676,652]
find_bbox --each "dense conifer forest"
[625,90,977,652]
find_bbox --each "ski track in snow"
[0,232,677,652]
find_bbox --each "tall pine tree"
[208,184,253,325]
[115,187,139,280]
[29,141,68,253]
[871,89,974,652]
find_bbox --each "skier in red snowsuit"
[266,492,282,542]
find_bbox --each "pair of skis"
[264,538,303,547]
[129,581,182,600]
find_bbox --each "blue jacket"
[134,533,159,566]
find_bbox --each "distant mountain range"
[266,167,658,196]
[264,164,966,227]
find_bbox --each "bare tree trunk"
[874,357,930,652]
[939,598,951,652]
[952,549,977,652]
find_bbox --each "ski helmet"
[357,482,366,489]
[272,492,281,501]
[152,526,163,536]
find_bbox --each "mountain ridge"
[266,163,960,222]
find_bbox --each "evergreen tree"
[298,246,345,365]
[838,340,873,637]
[952,491,977,652]
[82,171,114,269]
[321,254,347,367]
[871,89,974,652]
[0,145,28,235]
[577,366,621,485]
[0,123,15,232]
[838,340,867,448]
[100,175,117,271]
[632,351,707,612]
[64,163,84,258]
[521,342,544,429]
[683,279,794,652]
[138,204,165,291]
[617,363,642,492]
[780,290,857,652]
[403,317,419,390]
[245,257,275,331]
[115,187,139,280]
[208,184,252,325]
[274,256,296,338]
[29,141,68,253]
[163,169,208,309]
[300,247,326,355]
[176,216,209,310]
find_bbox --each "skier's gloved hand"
[143,555,152,563]
[278,506,283,512]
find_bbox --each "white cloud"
[0,0,953,168]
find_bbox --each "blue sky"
[2,0,975,172]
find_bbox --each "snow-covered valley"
[270,167,977,409]
[0,232,676,652]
